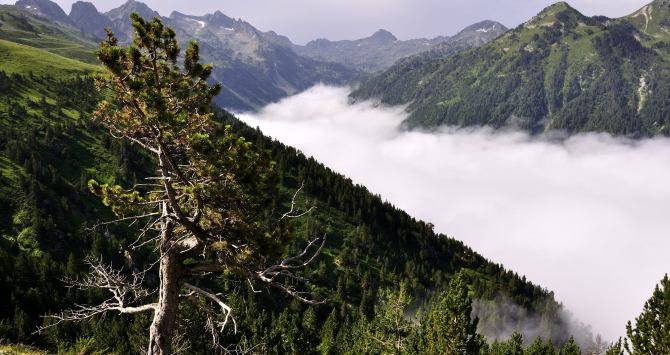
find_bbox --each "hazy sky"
[240,85,670,340]
[2,0,652,43]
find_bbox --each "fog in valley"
[240,85,670,340]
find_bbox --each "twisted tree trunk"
[148,202,181,355]
[147,249,180,355]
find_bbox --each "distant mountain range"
[5,0,505,112]
[352,1,670,137]
[292,21,507,73]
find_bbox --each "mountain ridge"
[351,0,670,136]
[15,0,70,24]
[293,21,507,72]
[7,0,511,111]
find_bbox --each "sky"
[240,85,670,341]
[1,0,652,43]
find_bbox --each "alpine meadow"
[0,0,669,354]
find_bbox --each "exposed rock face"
[15,0,71,23]
[105,0,162,43]
[69,1,114,40]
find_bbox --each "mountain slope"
[95,1,361,111]
[0,32,583,351]
[14,0,70,24]
[68,1,114,40]
[0,5,98,63]
[166,10,361,111]
[352,1,670,136]
[293,21,507,73]
[0,39,100,76]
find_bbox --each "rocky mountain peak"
[448,20,508,46]
[15,0,71,23]
[106,0,160,22]
[69,1,114,40]
[208,10,236,28]
[536,1,582,20]
[369,29,397,42]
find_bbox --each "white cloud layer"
[240,85,670,340]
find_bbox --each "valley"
[0,0,668,354]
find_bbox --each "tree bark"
[147,201,180,355]
[147,249,180,355]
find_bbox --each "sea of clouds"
[239,84,670,340]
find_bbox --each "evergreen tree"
[605,338,624,355]
[559,337,580,355]
[318,309,339,355]
[367,282,413,354]
[488,332,523,355]
[414,272,486,354]
[45,13,324,355]
[525,336,556,355]
[625,274,670,354]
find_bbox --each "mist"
[239,85,670,340]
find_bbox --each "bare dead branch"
[280,182,316,220]
[88,212,162,231]
[254,235,327,305]
[184,283,237,334]
[35,258,156,334]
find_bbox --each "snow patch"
[185,18,206,29]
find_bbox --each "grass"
[0,5,98,64]
[0,344,48,355]
[0,39,101,78]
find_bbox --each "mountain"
[351,1,670,137]
[0,17,584,351]
[0,4,98,63]
[447,20,508,47]
[95,1,361,111]
[292,21,507,73]
[14,0,70,24]
[104,0,161,43]
[68,1,113,40]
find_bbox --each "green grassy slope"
[0,39,101,77]
[352,1,670,137]
[0,5,98,64]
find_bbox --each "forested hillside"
[0,12,592,354]
[352,1,670,137]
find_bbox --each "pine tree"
[302,306,317,337]
[318,309,339,355]
[625,274,670,354]
[45,13,324,355]
[560,337,581,355]
[488,332,523,355]
[605,338,624,355]
[414,272,486,354]
[525,336,556,355]
[367,282,413,354]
